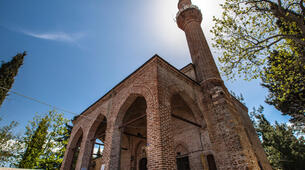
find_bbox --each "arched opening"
[71,136,82,169]
[171,94,203,170]
[89,116,107,170]
[62,127,83,170]
[135,141,147,170]
[175,144,190,170]
[119,96,147,170]
[139,158,147,170]
[207,154,217,170]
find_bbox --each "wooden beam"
[95,132,106,139]
[123,132,146,139]
[95,142,104,146]
[91,133,106,141]
[171,114,202,128]
[119,114,146,128]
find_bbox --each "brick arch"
[113,84,156,128]
[175,143,189,156]
[114,93,144,128]
[107,84,156,170]
[87,113,107,141]
[168,85,206,127]
[61,126,83,169]
[74,113,108,169]
[134,141,147,170]
[135,141,147,161]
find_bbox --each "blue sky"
[0,0,289,134]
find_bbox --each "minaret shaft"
[176,1,273,170]
[176,1,221,84]
[184,22,221,83]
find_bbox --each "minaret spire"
[176,0,222,85]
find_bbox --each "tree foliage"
[18,114,49,168]
[19,111,69,169]
[0,117,22,167]
[211,0,305,80]
[211,0,305,124]
[230,90,246,105]
[0,52,26,106]
[262,50,305,125]
[250,106,305,170]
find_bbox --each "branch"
[248,0,305,31]
[285,34,305,46]
[243,36,285,54]
[269,2,305,35]
[277,0,282,8]
[300,0,305,16]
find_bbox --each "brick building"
[61,0,272,169]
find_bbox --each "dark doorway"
[139,158,147,170]
[207,154,217,170]
[176,156,190,170]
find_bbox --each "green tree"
[211,0,305,124]
[251,107,305,170]
[262,50,305,125]
[0,117,22,167]
[0,52,26,106]
[38,111,70,169]
[211,0,305,80]
[230,90,245,105]
[19,111,70,169]
[19,114,50,168]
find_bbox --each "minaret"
[176,1,273,170]
[176,0,221,85]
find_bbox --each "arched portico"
[107,94,149,170]
[61,127,83,170]
[169,90,207,170]
[119,96,147,170]
[103,84,176,170]
[76,114,108,169]
[167,85,206,127]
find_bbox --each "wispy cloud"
[22,30,84,43]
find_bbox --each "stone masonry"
[61,0,272,169]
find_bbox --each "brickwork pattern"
[61,56,271,170]
[61,0,272,169]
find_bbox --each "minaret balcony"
[176,4,202,30]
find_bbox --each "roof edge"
[76,54,199,120]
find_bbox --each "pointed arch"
[114,94,145,128]
[112,84,157,128]
[87,113,107,141]
[175,142,191,170]
[168,85,206,127]
[77,113,108,169]
[175,143,189,157]
[108,90,151,170]
[106,83,158,170]
[135,141,147,159]
[104,84,175,170]
[61,126,84,169]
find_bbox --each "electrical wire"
[0,86,94,121]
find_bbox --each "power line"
[0,86,94,121]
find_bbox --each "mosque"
[61,0,272,169]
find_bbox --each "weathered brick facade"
[61,0,272,169]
